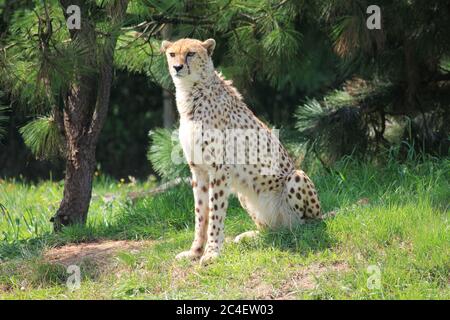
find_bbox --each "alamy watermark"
[366,5,381,30]
[170,124,282,175]
[66,5,81,30]
[63,4,381,31]
[367,265,382,290]
[66,264,81,291]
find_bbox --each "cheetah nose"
[173,64,184,72]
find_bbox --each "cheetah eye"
[187,52,195,57]
[169,52,175,57]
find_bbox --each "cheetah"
[161,38,322,265]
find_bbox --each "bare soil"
[44,240,150,267]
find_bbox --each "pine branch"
[20,116,63,159]
[149,14,213,26]
[127,0,293,31]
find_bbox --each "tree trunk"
[51,78,97,230]
[53,140,96,229]
[163,88,175,128]
[403,39,420,115]
[51,0,129,231]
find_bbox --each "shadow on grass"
[260,220,333,255]
[0,237,49,261]
[0,254,110,291]
[101,184,194,239]
[29,259,105,288]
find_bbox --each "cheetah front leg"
[176,168,209,260]
[200,171,231,265]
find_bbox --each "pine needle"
[19,116,63,160]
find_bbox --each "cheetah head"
[160,38,216,83]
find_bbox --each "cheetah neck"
[173,71,242,119]
[173,71,218,116]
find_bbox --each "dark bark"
[403,39,420,114]
[51,80,97,230]
[51,0,128,231]
[162,88,175,128]
[52,139,96,229]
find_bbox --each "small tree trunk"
[53,141,96,230]
[163,88,175,128]
[51,0,129,231]
[51,79,97,230]
[404,39,420,115]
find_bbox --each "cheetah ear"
[160,40,172,53]
[201,38,216,56]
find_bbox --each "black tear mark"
[185,56,191,74]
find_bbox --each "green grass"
[0,158,449,299]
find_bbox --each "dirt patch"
[245,271,275,299]
[244,261,350,299]
[44,240,151,267]
[0,283,13,293]
[278,261,349,299]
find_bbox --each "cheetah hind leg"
[234,230,260,243]
[234,194,261,243]
[285,170,322,220]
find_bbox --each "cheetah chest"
[179,117,198,164]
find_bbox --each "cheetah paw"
[175,250,201,261]
[200,251,219,266]
[234,231,260,243]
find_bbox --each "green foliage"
[114,34,173,89]
[295,92,368,163]
[1,0,129,162]
[295,98,324,132]
[0,1,73,111]
[147,128,189,181]
[117,0,337,93]
[322,0,450,78]
[19,116,63,160]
